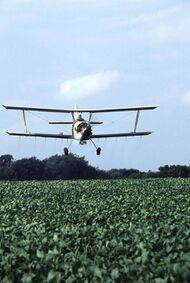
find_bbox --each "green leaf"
[21,273,35,283]
[94,267,102,279]
[47,270,61,283]
[53,233,58,242]
[111,268,119,279]
[36,250,45,259]
[155,278,168,283]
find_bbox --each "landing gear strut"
[91,139,101,155]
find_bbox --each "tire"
[64,147,69,155]
[96,147,101,155]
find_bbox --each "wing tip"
[6,131,13,135]
[154,105,160,109]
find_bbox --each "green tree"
[12,157,44,180]
[0,154,13,180]
[43,154,99,180]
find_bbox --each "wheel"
[96,147,101,155]
[64,147,69,155]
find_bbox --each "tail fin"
[73,104,81,121]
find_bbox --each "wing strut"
[89,112,92,122]
[134,110,140,133]
[22,110,28,134]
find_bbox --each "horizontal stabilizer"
[6,131,72,139]
[49,121,103,125]
[49,121,73,125]
[90,121,103,125]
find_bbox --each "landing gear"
[64,147,69,156]
[96,147,101,155]
[90,139,101,155]
[64,140,73,155]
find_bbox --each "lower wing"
[91,132,153,138]
[6,131,152,139]
[6,132,73,139]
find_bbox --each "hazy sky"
[0,0,190,171]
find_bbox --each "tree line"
[0,154,190,181]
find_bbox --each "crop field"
[0,179,190,283]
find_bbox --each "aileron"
[91,132,153,139]
[3,105,73,113]
[6,131,72,139]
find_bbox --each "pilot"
[77,114,84,121]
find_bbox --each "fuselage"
[72,118,93,144]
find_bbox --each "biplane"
[3,104,159,155]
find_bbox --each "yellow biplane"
[3,104,159,155]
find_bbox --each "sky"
[0,0,190,171]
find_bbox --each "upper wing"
[3,104,159,113]
[91,131,153,139]
[78,105,159,113]
[6,131,73,139]
[3,105,73,113]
